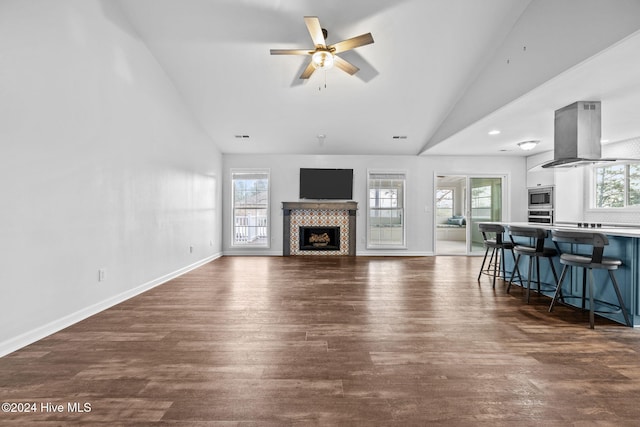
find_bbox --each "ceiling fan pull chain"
[318,71,327,91]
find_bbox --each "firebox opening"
[299,226,340,251]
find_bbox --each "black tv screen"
[299,168,353,200]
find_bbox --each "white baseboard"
[223,250,282,256]
[356,251,434,257]
[0,253,222,358]
[222,250,435,257]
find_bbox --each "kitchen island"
[492,222,639,327]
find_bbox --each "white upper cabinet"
[526,151,555,188]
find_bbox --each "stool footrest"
[480,267,515,281]
[551,294,625,315]
[507,278,556,293]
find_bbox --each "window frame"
[230,169,271,248]
[366,170,407,249]
[591,161,640,210]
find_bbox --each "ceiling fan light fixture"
[311,50,334,70]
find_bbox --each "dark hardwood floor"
[2,255,640,425]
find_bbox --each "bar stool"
[507,226,560,303]
[549,230,631,329]
[477,223,516,288]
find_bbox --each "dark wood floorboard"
[2,256,640,425]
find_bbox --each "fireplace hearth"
[299,226,340,251]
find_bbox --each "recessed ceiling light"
[601,139,609,143]
[488,130,501,135]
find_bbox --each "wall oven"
[528,209,554,224]
[528,186,554,210]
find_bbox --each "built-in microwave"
[528,186,554,210]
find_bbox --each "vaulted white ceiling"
[117,0,640,157]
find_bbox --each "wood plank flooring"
[2,255,640,425]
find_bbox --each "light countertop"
[499,222,640,238]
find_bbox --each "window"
[594,162,640,208]
[368,172,406,247]
[436,189,454,221]
[471,185,493,219]
[629,164,640,206]
[231,170,269,247]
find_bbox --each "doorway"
[435,175,506,255]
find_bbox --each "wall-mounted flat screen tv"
[299,168,353,200]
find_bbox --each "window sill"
[366,245,407,250]
[587,207,640,212]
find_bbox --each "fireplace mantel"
[282,201,358,211]
[282,201,357,256]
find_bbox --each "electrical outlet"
[189,246,194,253]
[98,269,106,282]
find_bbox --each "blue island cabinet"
[501,228,639,327]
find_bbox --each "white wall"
[223,154,527,256]
[0,1,222,355]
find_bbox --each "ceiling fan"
[270,16,374,79]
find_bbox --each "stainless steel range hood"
[541,101,616,168]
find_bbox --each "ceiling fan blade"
[304,16,326,49]
[330,33,374,54]
[270,49,313,55]
[334,55,359,75]
[299,60,316,79]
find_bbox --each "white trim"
[0,253,222,358]
[223,250,434,257]
[357,250,433,256]
[587,207,640,212]
[223,250,281,256]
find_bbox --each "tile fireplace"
[282,201,357,256]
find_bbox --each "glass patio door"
[434,174,506,255]
[467,176,504,254]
